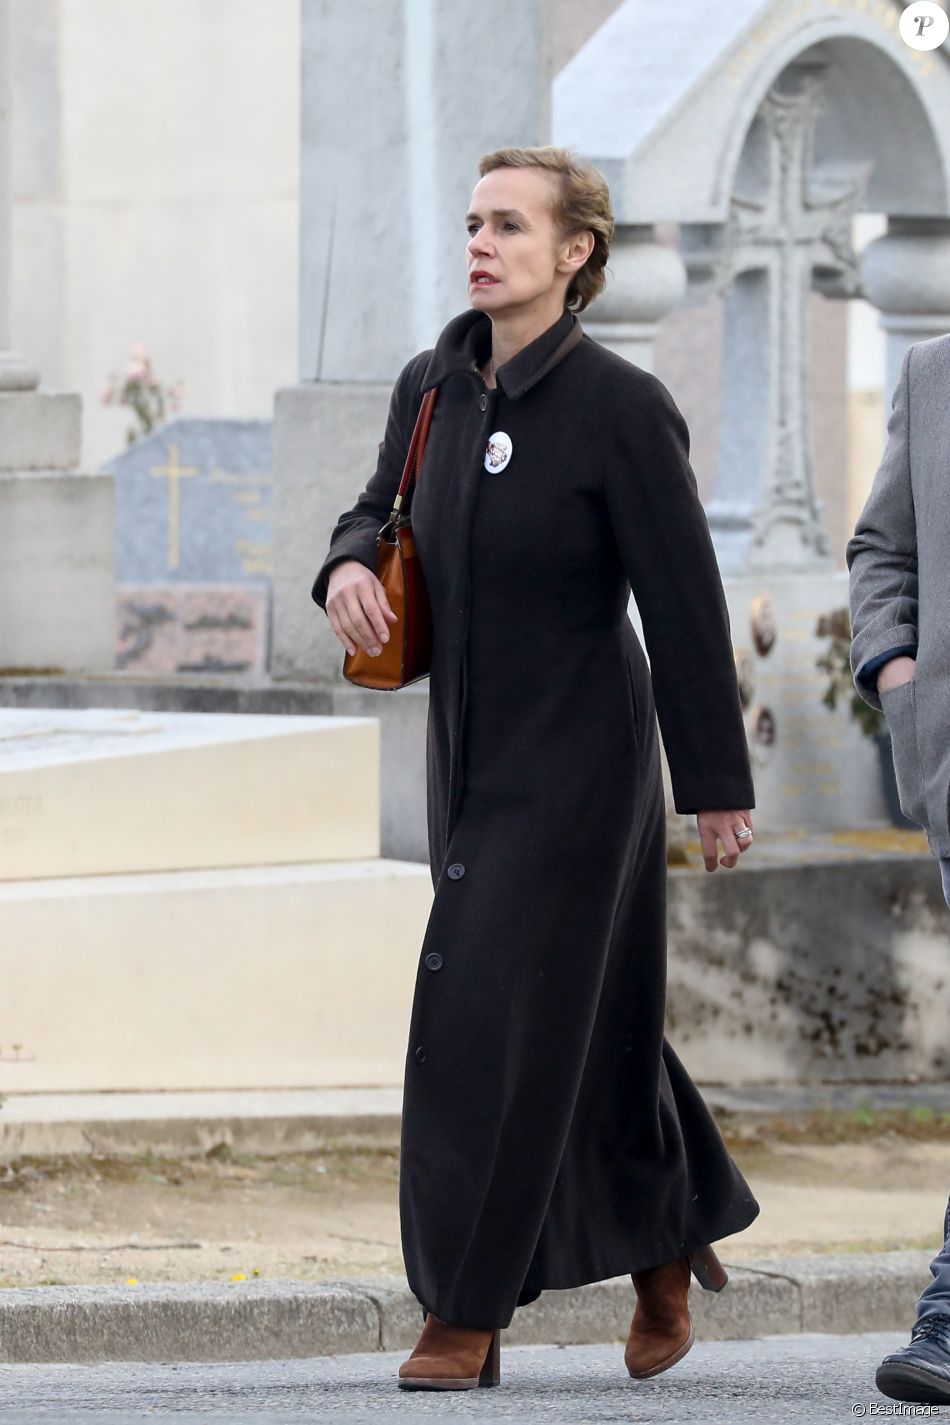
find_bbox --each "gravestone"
[702,73,878,828]
[0,706,377,877]
[104,418,273,675]
[0,706,433,1093]
[723,574,887,831]
[704,73,868,576]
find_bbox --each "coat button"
[479,393,488,411]
[447,862,465,880]
[415,1045,426,1064]
[424,951,443,971]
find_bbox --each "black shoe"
[876,1314,950,1404]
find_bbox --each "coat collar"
[420,306,583,400]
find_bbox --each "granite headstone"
[104,419,273,675]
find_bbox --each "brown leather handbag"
[342,386,438,689]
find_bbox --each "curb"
[0,1113,402,1162]
[0,1091,405,1163]
[0,1252,933,1364]
[4,1082,950,1163]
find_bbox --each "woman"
[311,146,759,1391]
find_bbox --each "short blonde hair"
[477,145,614,313]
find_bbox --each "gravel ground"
[0,1114,947,1290]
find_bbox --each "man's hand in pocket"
[877,655,916,694]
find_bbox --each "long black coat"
[312,307,759,1329]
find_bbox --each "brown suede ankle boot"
[398,1311,501,1390]
[624,1257,693,1379]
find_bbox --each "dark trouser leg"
[916,1193,950,1323]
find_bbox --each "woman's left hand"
[696,810,754,871]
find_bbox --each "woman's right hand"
[325,559,398,658]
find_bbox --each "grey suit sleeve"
[846,345,919,713]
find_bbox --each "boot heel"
[478,1329,501,1387]
[689,1244,728,1292]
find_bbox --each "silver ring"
[735,827,753,841]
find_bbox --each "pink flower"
[100,383,115,405]
[126,360,148,381]
[130,341,148,360]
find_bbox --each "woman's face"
[465,166,582,315]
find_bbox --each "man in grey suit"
[848,334,950,1405]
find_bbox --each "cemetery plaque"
[105,419,273,674]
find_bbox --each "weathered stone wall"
[667,852,950,1083]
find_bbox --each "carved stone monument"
[555,0,950,833]
[704,71,868,576]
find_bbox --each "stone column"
[298,0,551,385]
[276,0,550,685]
[0,0,114,674]
[582,225,686,373]
[860,216,950,410]
[273,0,550,860]
[0,0,37,393]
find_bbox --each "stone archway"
[554,0,950,574]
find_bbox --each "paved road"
[0,1331,936,1423]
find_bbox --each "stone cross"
[709,67,869,574]
[149,443,201,571]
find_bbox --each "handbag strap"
[390,387,438,520]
